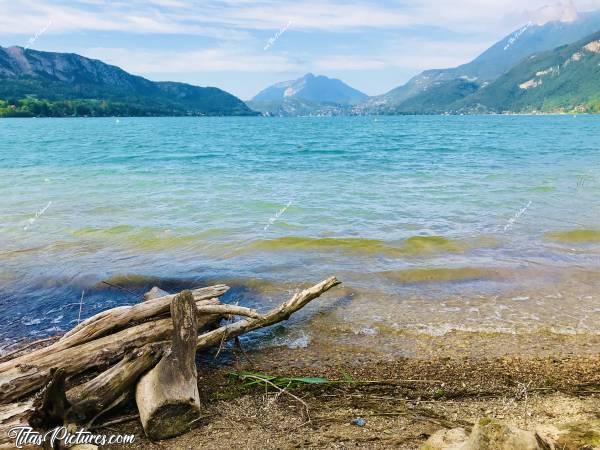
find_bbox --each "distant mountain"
[246,98,353,117]
[357,10,600,114]
[377,78,480,115]
[0,46,257,117]
[248,73,367,116]
[457,31,600,113]
[252,73,368,104]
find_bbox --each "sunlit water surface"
[1,116,599,356]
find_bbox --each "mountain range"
[246,73,367,116]
[0,46,257,117]
[1,10,600,118]
[355,10,600,114]
[458,31,600,113]
[249,10,600,116]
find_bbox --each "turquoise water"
[1,116,600,347]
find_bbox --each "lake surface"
[1,116,599,355]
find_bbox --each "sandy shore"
[100,344,600,449]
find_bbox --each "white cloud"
[0,0,249,38]
[530,1,579,24]
[84,32,487,77]
[84,46,301,74]
[2,0,599,37]
[313,38,489,73]
[314,56,389,71]
[2,0,600,98]
[386,38,492,70]
[194,2,415,30]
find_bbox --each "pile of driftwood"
[0,276,340,447]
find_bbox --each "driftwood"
[0,345,164,446]
[0,277,341,445]
[67,343,165,424]
[136,291,202,440]
[195,277,341,351]
[0,301,264,404]
[0,401,34,449]
[0,299,220,404]
[0,337,60,363]
[143,287,170,301]
[59,285,229,349]
[29,368,70,431]
[0,287,228,378]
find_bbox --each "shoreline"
[4,258,600,348]
[3,330,598,449]
[102,349,600,449]
[1,112,598,119]
[1,278,600,450]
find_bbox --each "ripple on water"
[2,117,600,354]
[71,225,227,251]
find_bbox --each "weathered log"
[66,343,165,424]
[195,277,341,351]
[0,299,220,404]
[29,368,70,431]
[192,304,261,319]
[0,336,60,363]
[0,304,264,404]
[0,346,163,447]
[0,277,340,411]
[143,287,170,301]
[136,291,202,440]
[0,286,228,378]
[59,285,229,349]
[0,401,34,449]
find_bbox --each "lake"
[1,115,599,356]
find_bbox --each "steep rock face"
[0,46,151,89]
[0,46,257,116]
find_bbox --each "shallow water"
[1,115,599,353]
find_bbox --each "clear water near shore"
[1,115,599,354]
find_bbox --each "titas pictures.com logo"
[8,426,136,448]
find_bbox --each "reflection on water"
[1,116,600,357]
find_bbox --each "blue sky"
[1,0,599,99]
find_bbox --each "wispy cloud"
[3,0,599,36]
[1,0,600,98]
[313,39,487,72]
[85,46,301,73]
[314,56,389,71]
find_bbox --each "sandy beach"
[100,342,600,449]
